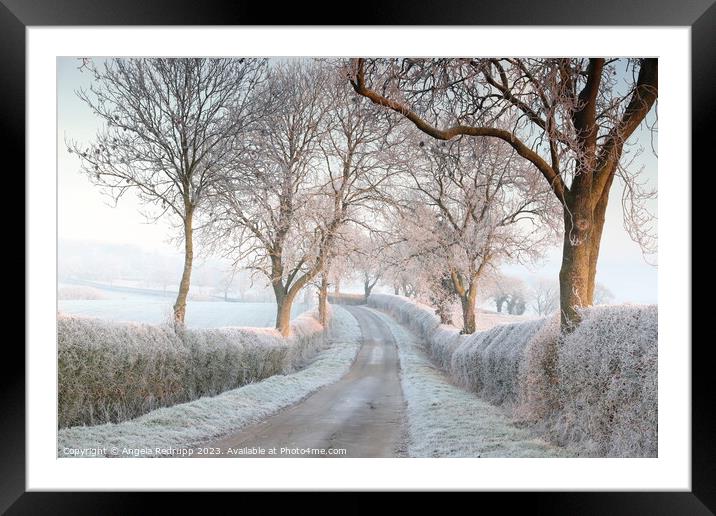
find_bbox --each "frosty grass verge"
[368,307,568,457]
[58,306,361,457]
[368,294,657,458]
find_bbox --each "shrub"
[58,306,329,429]
[552,305,658,457]
[368,294,657,457]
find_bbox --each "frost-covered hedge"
[58,306,362,457]
[58,308,329,429]
[368,294,658,457]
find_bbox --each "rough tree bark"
[587,169,616,302]
[559,202,593,329]
[459,293,477,334]
[270,241,335,336]
[275,290,297,337]
[450,270,478,334]
[274,271,315,337]
[270,254,295,337]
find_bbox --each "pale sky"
[57,57,658,304]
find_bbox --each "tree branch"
[349,58,567,200]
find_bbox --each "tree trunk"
[460,293,477,334]
[363,279,373,303]
[506,297,515,315]
[451,270,479,334]
[274,266,320,337]
[270,246,330,336]
[334,278,341,295]
[558,199,593,331]
[318,272,328,326]
[587,171,614,302]
[495,298,503,313]
[394,284,400,295]
[275,289,297,337]
[173,213,193,324]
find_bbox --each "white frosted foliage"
[369,294,657,457]
[58,306,362,457]
[59,306,332,428]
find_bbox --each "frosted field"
[58,291,311,328]
[58,299,311,328]
[57,287,520,330]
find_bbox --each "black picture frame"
[4,0,707,511]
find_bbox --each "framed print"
[5,0,709,511]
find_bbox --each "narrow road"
[201,306,407,457]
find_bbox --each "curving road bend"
[200,306,407,458]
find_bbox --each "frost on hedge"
[58,306,362,457]
[58,306,331,429]
[368,294,657,457]
[368,308,566,458]
[553,305,658,457]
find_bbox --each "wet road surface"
[199,306,407,458]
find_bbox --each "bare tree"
[361,267,382,303]
[209,61,396,335]
[236,269,253,302]
[495,293,509,313]
[326,254,351,295]
[485,273,528,314]
[380,234,425,299]
[348,58,657,331]
[347,230,386,303]
[531,278,560,316]
[218,265,237,302]
[208,62,328,335]
[315,63,401,311]
[317,231,355,324]
[69,58,267,323]
[506,290,527,315]
[391,135,556,333]
[313,231,350,326]
[306,62,399,327]
[152,257,176,297]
